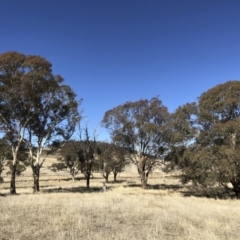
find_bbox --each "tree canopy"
[0,51,79,194]
[166,81,240,198]
[102,97,169,188]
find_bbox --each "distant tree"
[112,145,129,182]
[58,122,98,189]
[98,142,115,182]
[102,97,169,189]
[98,142,128,182]
[76,126,97,189]
[50,142,81,181]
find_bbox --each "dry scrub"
[1,183,240,240]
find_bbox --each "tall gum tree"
[0,52,31,194]
[102,97,169,189]
[23,55,79,193]
[167,81,240,198]
[196,81,240,198]
[0,51,79,194]
[50,142,81,182]
[97,142,128,183]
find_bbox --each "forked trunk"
[105,175,109,183]
[138,160,148,189]
[103,172,110,183]
[10,164,17,195]
[70,168,76,181]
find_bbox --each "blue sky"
[1,0,240,140]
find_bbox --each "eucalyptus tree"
[102,97,169,189]
[76,126,97,189]
[164,102,198,172]
[0,52,32,194]
[23,56,79,193]
[26,80,79,192]
[50,122,99,189]
[194,81,240,197]
[111,144,128,182]
[98,142,128,182]
[50,141,81,181]
[166,81,240,198]
[97,142,113,182]
[0,51,79,194]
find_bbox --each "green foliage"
[51,127,99,186]
[0,51,79,193]
[167,81,240,198]
[6,161,27,177]
[5,139,29,176]
[97,142,128,182]
[102,97,169,188]
[50,144,81,180]
[0,137,25,182]
[0,138,11,183]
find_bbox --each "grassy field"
[0,163,240,240]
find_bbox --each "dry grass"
[0,170,240,240]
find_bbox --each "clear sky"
[1,0,240,140]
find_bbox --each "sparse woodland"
[1,51,240,239]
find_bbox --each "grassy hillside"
[1,183,239,240]
[1,163,240,240]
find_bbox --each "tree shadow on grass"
[124,183,184,191]
[123,183,236,199]
[149,184,184,191]
[182,186,236,200]
[124,183,141,188]
[110,180,126,184]
[40,185,112,194]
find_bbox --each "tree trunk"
[105,174,109,183]
[10,164,17,194]
[138,162,148,189]
[113,171,118,182]
[103,172,109,183]
[141,172,148,189]
[231,179,240,199]
[70,168,75,181]
[32,164,40,193]
[86,174,90,189]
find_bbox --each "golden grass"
[0,171,240,240]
